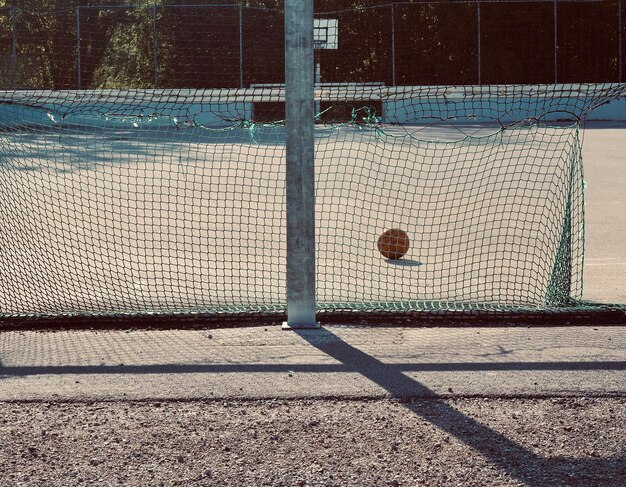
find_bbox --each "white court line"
[586,262,626,266]
[586,257,616,261]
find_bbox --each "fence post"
[152,4,158,87]
[619,0,623,82]
[12,7,17,89]
[391,3,396,86]
[283,0,319,329]
[76,6,81,90]
[239,4,244,88]
[476,1,481,85]
[554,0,558,83]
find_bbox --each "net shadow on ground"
[293,328,625,487]
[1,326,623,381]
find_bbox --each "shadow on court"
[292,328,625,487]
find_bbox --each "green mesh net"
[1,84,625,326]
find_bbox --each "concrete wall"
[587,97,626,121]
[0,100,250,129]
[1,88,625,132]
[383,95,626,124]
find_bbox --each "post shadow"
[294,327,625,487]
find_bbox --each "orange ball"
[377,228,410,260]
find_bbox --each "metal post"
[11,7,17,89]
[283,0,319,329]
[619,0,623,82]
[476,1,481,85]
[554,0,558,83]
[239,4,244,88]
[152,4,158,87]
[391,3,396,86]
[76,7,81,90]
[314,56,321,116]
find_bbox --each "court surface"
[580,122,626,304]
[0,121,600,315]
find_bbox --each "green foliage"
[89,7,155,88]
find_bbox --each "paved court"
[0,122,609,314]
[0,326,624,401]
[581,122,626,304]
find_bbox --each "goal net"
[1,84,624,324]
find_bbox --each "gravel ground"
[0,397,624,487]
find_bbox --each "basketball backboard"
[314,18,338,49]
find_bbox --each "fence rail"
[0,0,624,90]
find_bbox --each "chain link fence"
[0,0,624,90]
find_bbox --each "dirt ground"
[0,397,623,487]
